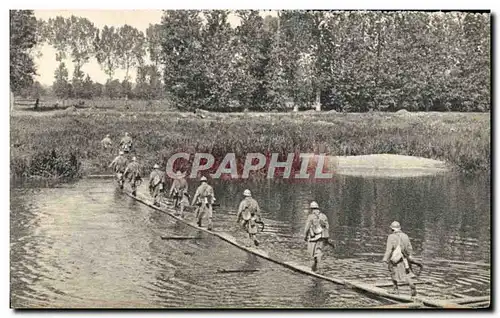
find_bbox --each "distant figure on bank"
[191,176,215,230]
[101,134,113,149]
[120,132,133,153]
[109,151,128,190]
[149,164,165,207]
[124,157,142,196]
[236,189,262,246]
[303,201,330,272]
[382,221,417,297]
[169,170,189,218]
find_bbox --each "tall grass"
[10,110,490,180]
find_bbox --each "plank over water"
[125,190,473,309]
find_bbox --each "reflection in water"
[10,173,490,308]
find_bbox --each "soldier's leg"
[131,180,137,196]
[408,276,417,296]
[197,206,204,227]
[207,204,213,231]
[388,262,399,294]
[179,202,185,218]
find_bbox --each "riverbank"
[10,109,490,180]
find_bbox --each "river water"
[10,173,490,308]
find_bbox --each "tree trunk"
[314,89,321,111]
[10,90,14,113]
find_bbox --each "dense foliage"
[10,10,38,94]
[24,10,490,112]
[10,111,490,181]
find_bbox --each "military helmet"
[243,189,251,197]
[390,221,401,230]
[200,176,208,182]
[132,157,137,161]
[153,164,160,169]
[119,151,124,155]
[310,201,319,209]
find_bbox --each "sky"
[33,10,277,86]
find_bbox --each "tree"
[53,62,71,99]
[233,10,272,109]
[81,74,94,99]
[200,10,237,110]
[46,16,70,62]
[94,26,120,80]
[146,23,162,67]
[160,10,205,110]
[116,25,146,81]
[104,79,123,99]
[135,64,163,99]
[10,10,38,95]
[67,16,97,82]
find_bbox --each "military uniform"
[303,202,330,272]
[109,153,128,189]
[237,192,261,246]
[170,173,189,217]
[149,166,165,206]
[120,134,133,153]
[192,180,215,230]
[124,159,141,196]
[382,222,417,296]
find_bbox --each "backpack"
[309,213,323,241]
[390,233,404,264]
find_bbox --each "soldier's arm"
[109,157,117,168]
[303,216,312,240]
[382,236,394,263]
[255,202,261,218]
[406,235,414,257]
[236,201,245,221]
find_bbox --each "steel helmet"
[390,221,401,230]
[310,201,319,209]
[132,157,137,161]
[125,132,129,136]
[153,164,160,169]
[243,189,251,197]
[119,151,124,155]
[200,176,208,182]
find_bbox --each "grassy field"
[10,107,490,180]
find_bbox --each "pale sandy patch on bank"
[309,154,450,178]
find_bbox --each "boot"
[410,285,417,297]
[132,190,136,196]
[311,258,318,272]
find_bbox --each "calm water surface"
[10,173,490,308]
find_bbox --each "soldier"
[101,134,113,149]
[149,164,165,207]
[169,170,189,217]
[236,189,262,246]
[123,156,142,196]
[191,176,215,230]
[120,132,133,153]
[382,221,417,297]
[109,151,128,189]
[303,201,330,272]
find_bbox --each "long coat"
[382,230,414,282]
[303,210,330,258]
[237,197,261,234]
